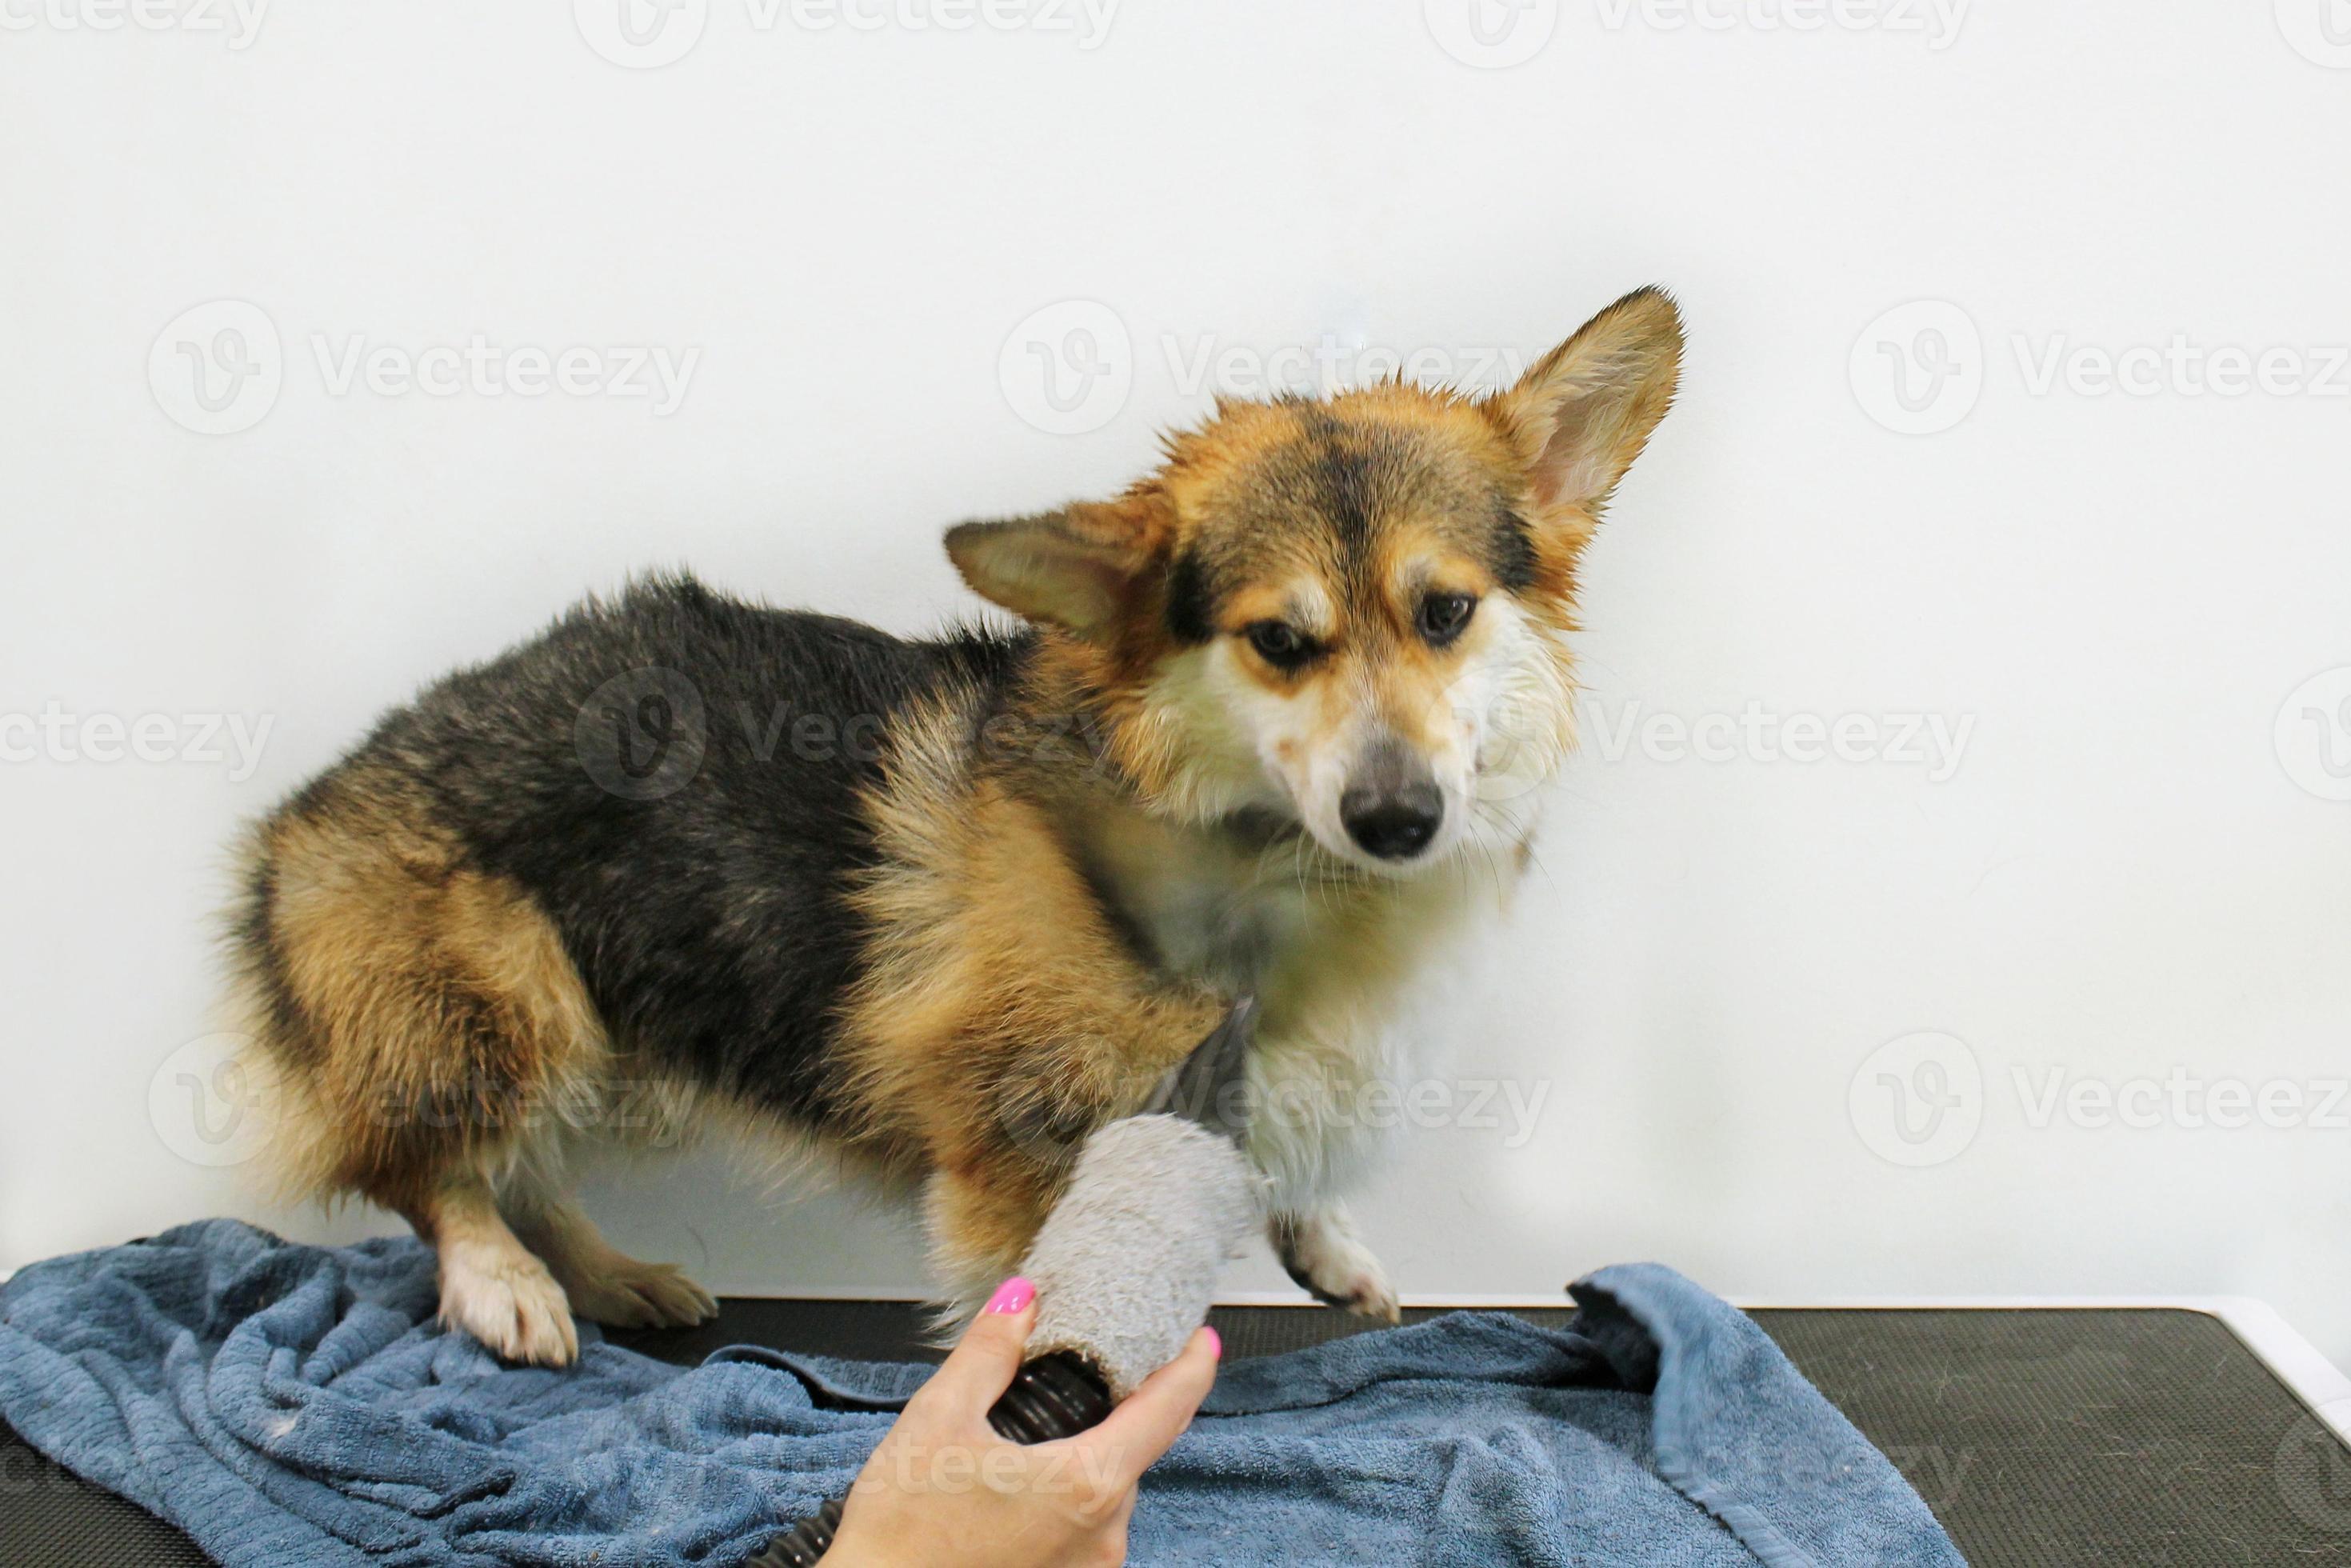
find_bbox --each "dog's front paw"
[1272,1208,1402,1325]
[1328,1255,1402,1324]
[439,1244,580,1366]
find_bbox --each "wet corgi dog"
[224,287,1682,1365]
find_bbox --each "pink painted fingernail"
[985,1277,1035,1315]
[1203,1326,1221,1359]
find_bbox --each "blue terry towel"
[0,1220,1964,1566]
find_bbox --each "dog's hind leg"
[229,783,622,1366]
[498,1178,718,1330]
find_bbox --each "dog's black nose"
[1340,783,1443,860]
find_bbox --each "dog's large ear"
[945,493,1170,638]
[1488,286,1682,526]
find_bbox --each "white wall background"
[5,1,2349,1362]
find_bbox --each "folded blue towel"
[0,1220,1962,1566]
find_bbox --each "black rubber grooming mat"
[0,1428,213,1568]
[1750,1308,2351,1566]
[5,1303,2345,1566]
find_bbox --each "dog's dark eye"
[1245,621,1314,670]
[1418,593,1477,645]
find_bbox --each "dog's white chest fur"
[1074,805,1513,1207]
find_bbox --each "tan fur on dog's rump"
[226,770,721,1360]
[228,774,609,1218]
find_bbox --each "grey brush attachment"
[1017,1109,1261,1398]
[754,998,1262,1566]
[988,994,1263,1417]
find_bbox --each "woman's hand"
[822,1277,1220,1567]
